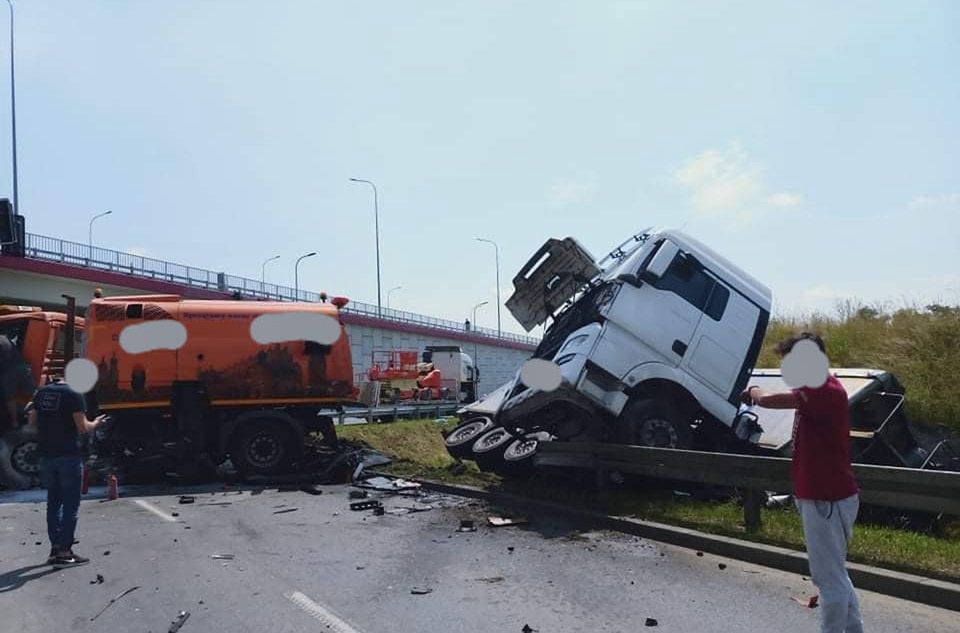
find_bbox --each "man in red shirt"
[742,332,862,633]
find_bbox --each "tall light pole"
[349,178,382,317]
[88,210,112,252]
[387,285,402,309]
[261,254,280,285]
[294,251,316,300]
[471,300,488,397]
[471,301,488,333]
[4,0,17,216]
[476,237,501,338]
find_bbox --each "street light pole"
[476,237,501,338]
[261,254,280,285]
[471,300,488,397]
[349,178,382,317]
[387,285,402,309]
[4,0,17,215]
[294,251,317,300]
[88,210,112,252]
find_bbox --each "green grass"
[339,418,960,582]
[760,303,960,434]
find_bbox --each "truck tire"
[444,417,494,458]
[471,426,516,471]
[0,426,41,490]
[229,420,302,477]
[619,398,692,449]
[498,431,552,477]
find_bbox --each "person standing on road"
[27,378,105,568]
[1,334,35,433]
[741,332,862,633]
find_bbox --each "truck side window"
[704,282,729,321]
[655,253,713,310]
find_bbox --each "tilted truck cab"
[446,228,772,473]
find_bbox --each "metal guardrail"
[535,442,960,532]
[21,233,539,346]
[317,402,461,424]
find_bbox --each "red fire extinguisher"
[106,474,118,501]
[81,465,89,495]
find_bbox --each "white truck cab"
[452,228,771,462]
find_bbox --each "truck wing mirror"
[616,273,640,287]
[644,241,679,280]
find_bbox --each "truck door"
[596,242,703,376]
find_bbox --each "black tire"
[497,431,552,477]
[444,417,494,459]
[471,426,516,471]
[619,398,692,449]
[229,420,302,477]
[0,426,41,490]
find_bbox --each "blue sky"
[4,2,958,334]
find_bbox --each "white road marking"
[285,591,364,633]
[132,499,178,522]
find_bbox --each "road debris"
[718,563,727,570]
[89,574,105,585]
[488,516,528,527]
[356,475,421,492]
[272,508,299,515]
[90,585,140,621]
[521,625,538,633]
[386,505,432,515]
[178,495,196,504]
[349,490,369,500]
[103,550,111,556]
[696,551,704,557]
[299,484,323,495]
[410,587,432,595]
[476,576,505,583]
[645,617,658,626]
[350,500,384,512]
[457,520,477,532]
[168,610,191,632]
[211,554,235,560]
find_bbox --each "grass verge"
[338,418,960,582]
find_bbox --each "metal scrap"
[90,586,140,621]
[355,476,421,492]
[211,554,235,560]
[350,499,384,512]
[272,507,298,515]
[178,495,195,504]
[168,610,191,633]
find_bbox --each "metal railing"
[21,233,539,346]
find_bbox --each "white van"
[446,228,772,472]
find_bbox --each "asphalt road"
[1,483,957,633]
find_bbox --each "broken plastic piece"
[488,516,528,527]
[458,520,477,532]
[168,610,191,633]
[410,587,432,595]
[522,625,538,633]
[350,500,383,512]
[178,495,195,504]
[356,476,421,491]
[89,574,105,585]
[645,617,658,626]
[211,554,235,560]
[718,563,727,570]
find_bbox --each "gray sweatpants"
[796,494,863,633]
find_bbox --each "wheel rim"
[638,418,679,448]
[11,440,39,475]
[476,428,511,452]
[447,420,489,446]
[505,437,538,461]
[247,432,282,467]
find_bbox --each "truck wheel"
[620,398,692,449]
[229,420,302,477]
[0,426,41,490]
[498,431,552,477]
[444,417,494,459]
[471,426,516,471]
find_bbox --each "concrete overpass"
[0,232,538,397]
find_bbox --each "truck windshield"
[534,282,609,360]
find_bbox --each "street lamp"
[471,300,488,331]
[476,237,501,338]
[387,285,402,310]
[471,300,488,397]
[261,254,280,285]
[349,178,382,317]
[294,251,317,300]
[88,210,112,252]
[4,0,18,215]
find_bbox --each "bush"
[760,303,960,432]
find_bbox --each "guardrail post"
[743,488,763,533]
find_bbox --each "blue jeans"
[39,455,83,551]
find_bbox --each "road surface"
[1,483,956,632]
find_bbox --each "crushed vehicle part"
[410,587,432,595]
[355,475,421,491]
[350,500,384,512]
[645,618,658,627]
[349,490,369,499]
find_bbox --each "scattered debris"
[89,574,105,585]
[202,502,233,507]
[171,512,180,517]
[349,490,369,500]
[90,585,140,621]
[211,554,235,560]
[178,495,196,505]
[168,610,191,633]
[792,595,820,609]
[410,587,433,595]
[522,625,538,633]
[696,551,703,557]
[350,500,384,512]
[457,520,477,532]
[507,547,515,552]
[272,508,299,515]
[34,541,41,545]
[356,476,421,492]
[356,565,365,570]
[373,505,385,516]
[718,563,727,570]
[488,516,528,527]
[477,576,505,584]
[103,550,111,556]
[386,506,432,516]
[299,484,323,496]
[645,617,658,627]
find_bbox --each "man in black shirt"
[27,379,105,568]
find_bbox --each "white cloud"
[547,175,597,207]
[908,192,960,211]
[673,143,803,224]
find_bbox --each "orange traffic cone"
[106,474,118,500]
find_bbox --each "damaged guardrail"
[534,442,960,533]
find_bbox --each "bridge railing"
[22,233,539,346]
